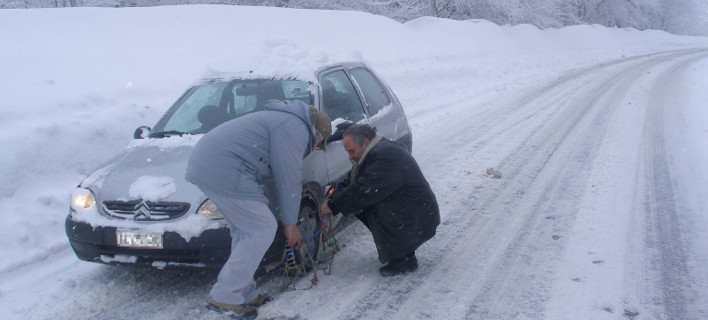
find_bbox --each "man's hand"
[320,201,333,217]
[283,224,303,248]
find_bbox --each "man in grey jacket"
[186,99,331,318]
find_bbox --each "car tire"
[295,200,320,264]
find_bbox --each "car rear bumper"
[65,216,231,269]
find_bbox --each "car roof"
[197,61,369,84]
[316,61,367,74]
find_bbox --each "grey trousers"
[206,194,278,305]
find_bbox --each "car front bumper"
[65,216,231,269]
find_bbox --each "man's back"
[185,100,312,224]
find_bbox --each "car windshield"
[151,79,312,136]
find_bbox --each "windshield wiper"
[148,130,191,138]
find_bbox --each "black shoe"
[379,252,418,277]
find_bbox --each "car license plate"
[116,230,163,249]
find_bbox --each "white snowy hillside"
[1,4,708,320]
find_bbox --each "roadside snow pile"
[0,5,706,274]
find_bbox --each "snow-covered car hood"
[80,135,205,206]
[74,135,224,240]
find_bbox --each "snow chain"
[281,215,343,291]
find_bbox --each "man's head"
[342,124,376,163]
[309,106,332,151]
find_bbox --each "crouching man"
[320,124,440,276]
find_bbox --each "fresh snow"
[1,4,707,320]
[128,176,177,201]
[126,134,203,150]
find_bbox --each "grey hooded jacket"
[185,99,316,225]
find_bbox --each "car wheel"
[296,202,320,264]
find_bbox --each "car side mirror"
[327,121,354,143]
[134,126,151,139]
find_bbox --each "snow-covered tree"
[1,0,707,36]
[578,0,662,29]
[661,0,708,36]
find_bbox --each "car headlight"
[70,188,96,214]
[197,199,223,220]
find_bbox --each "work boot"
[206,298,258,320]
[247,293,272,307]
[379,252,418,277]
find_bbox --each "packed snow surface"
[1,5,707,320]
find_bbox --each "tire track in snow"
[454,50,706,320]
[414,52,671,320]
[632,51,708,319]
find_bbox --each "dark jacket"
[328,140,440,263]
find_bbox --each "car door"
[319,68,368,184]
[347,66,411,151]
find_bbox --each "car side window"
[320,71,365,122]
[349,68,391,116]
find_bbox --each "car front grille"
[102,200,191,221]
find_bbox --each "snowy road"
[3,49,708,320]
[406,48,708,320]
